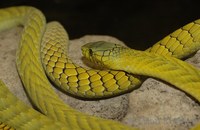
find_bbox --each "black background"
[0,0,200,50]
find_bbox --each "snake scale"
[0,6,200,130]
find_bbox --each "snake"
[0,5,200,130]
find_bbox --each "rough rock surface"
[1,27,200,130]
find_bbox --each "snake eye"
[89,49,93,55]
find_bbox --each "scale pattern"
[0,6,137,130]
[41,21,142,98]
[1,5,200,130]
[0,81,67,130]
[147,19,200,58]
[0,122,14,130]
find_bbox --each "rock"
[1,27,200,130]
[123,78,200,130]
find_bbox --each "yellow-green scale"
[41,23,141,98]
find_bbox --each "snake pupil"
[89,48,93,55]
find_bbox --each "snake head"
[81,41,123,67]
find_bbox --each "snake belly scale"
[0,5,200,130]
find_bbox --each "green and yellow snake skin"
[0,5,200,130]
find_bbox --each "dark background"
[0,0,200,50]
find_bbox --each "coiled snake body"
[0,6,200,130]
